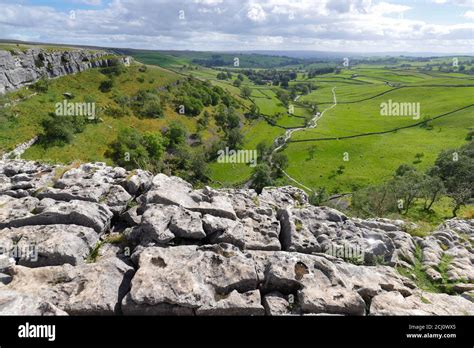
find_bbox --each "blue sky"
[0,0,472,53]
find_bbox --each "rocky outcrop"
[0,159,473,316]
[0,47,131,94]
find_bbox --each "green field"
[147,59,473,191]
[2,49,472,198]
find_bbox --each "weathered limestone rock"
[0,290,68,315]
[0,48,131,93]
[298,285,366,315]
[3,256,134,315]
[241,216,281,251]
[122,244,259,315]
[0,159,472,316]
[0,225,99,267]
[202,214,245,248]
[144,175,237,220]
[0,195,40,227]
[196,290,264,316]
[370,291,474,315]
[262,292,292,316]
[125,169,153,196]
[0,197,113,233]
[130,204,206,245]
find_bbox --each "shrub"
[31,78,49,93]
[106,128,164,171]
[99,78,114,93]
[39,113,85,146]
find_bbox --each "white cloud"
[430,0,473,6]
[74,0,102,5]
[370,2,411,15]
[463,10,474,19]
[247,3,267,22]
[0,0,471,53]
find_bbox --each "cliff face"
[0,159,473,316]
[0,47,130,94]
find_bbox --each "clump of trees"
[106,128,165,171]
[239,69,297,86]
[249,141,289,193]
[307,67,337,78]
[216,71,232,80]
[106,120,210,185]
[352,142,473,217]
[240,86,252,99]
[127,89,164,118]
[100,57,125,76]
[213,105,244,149]
[38,112,86,146]
[174,78,232,116]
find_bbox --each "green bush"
[39,113,86,146]
[99,78,114,93]
[106,128,164,171]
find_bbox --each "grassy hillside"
[1,62,242,170]
[123,49,303,69]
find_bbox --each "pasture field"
[193,64,473,193]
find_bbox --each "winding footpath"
[270,87,337,192]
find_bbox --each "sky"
[0,0,473,53]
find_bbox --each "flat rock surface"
[0,159,472,316]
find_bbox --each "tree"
[233,79,242,87]
[391,170,424,214]
[271,152,289,177]
[309,187,328,206]
[251,164,274,193]
[165,121,187,150]
[420,175,445,211]
[226,127,244,149]
[216,72,227,80]
[395,164,416,177]
[189,151,210,184]
[40,115,74,146]
[31,78,49,93]
[352,183,398,217]
[430,142,474,216]
[101,57,124,76]
[39,113,86,146]
[245,104,260,119]
[240,86,252,98]
[142,132,165,159]
[107,128,149,170]
[106,128,164,171]
[177,97,203,116]
[256,141,270,163]
[276,90,290,106]
[142,94,163,118]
